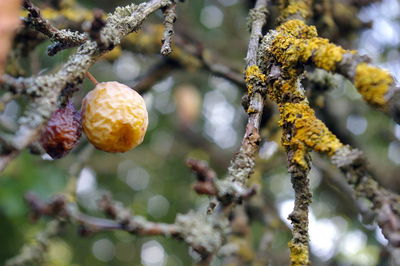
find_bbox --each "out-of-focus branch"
[21,192,226,262]
[332,146,400,248]
[24,193,180,237]
[132,58,179,94]
[5,220,65,266]
[187,158,257,200]
[123,24,246,90]
[0,74,34,96]
[186,158,219,196]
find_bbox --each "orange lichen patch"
[279,102,343,168]
[280,0,312,21]
[354,63,393,107]
[288,241,309,266]
[306,39,346,71]
[82,82,148,153]
[245,65,266,95]
[268,79,304,104]
[269,19,347,72]
[275,19,317,39]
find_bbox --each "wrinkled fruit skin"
[40,102,82,159]
[82,81,148,153]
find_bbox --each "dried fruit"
[81,81,148,153]
[40,102,82,159]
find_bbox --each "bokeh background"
[1,0,400,265]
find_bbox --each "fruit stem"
[85,72,99,85]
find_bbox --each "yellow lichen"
[288,241,309,266]
[270,20,347,72]
[268,78,304,105]
[275,19,317,39]
[43,7,93,21]
[20,5,94,25]
[306,39,346,71]
[245,65,266,95]
[354,63,393,107]
[279,0,312,21]
[279,102,343,168]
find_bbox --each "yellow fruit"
[82,81,148,152]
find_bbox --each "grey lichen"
[175,211,227,254]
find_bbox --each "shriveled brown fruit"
[40,102,82,159]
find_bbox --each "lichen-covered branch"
[255,10,400,264]
[0,74,33,96]
[264,19,400,124]
[21,192,226,262]
[246,0,268,66]
[212,0,269,207]
[23,0,87,56]
[160,2,176,55]
[5,220,65,266]
[332,146,400,248]
[17,1,245,89]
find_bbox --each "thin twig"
[161,3,177,55]
[23,0,87,56]
[85,71,98,85]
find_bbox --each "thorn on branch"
[160,3,177,55]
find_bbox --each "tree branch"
[160,3,177,55]
[23,0,87,56]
